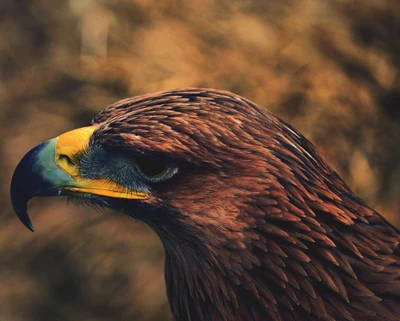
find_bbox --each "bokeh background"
[0,0,399,320]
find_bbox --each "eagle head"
[10,88,400,321]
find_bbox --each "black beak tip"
[27,224,35,232]
[21,215,35,232]
[11,201,35,232]
[10,138,67,232]
[22,218,35,232]
[10,142,46,232]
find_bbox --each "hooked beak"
[10,126,149,231]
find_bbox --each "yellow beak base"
[54,126,149,200]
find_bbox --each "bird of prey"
[10,88,400,321]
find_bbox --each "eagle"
[10,88,400,321]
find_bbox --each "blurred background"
[0,0,399,320]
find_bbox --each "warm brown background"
[0,0,399,320]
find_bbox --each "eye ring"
[135,156,178,182]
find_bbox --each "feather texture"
[91,88,400,321]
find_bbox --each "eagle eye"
[135,156,177,182]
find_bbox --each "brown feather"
[91,88,400,321]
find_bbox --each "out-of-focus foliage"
[0,0,398,320]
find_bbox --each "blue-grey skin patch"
[79,145,151,195]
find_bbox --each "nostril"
[58,154,74,166]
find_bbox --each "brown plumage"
[11,88,400,321]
